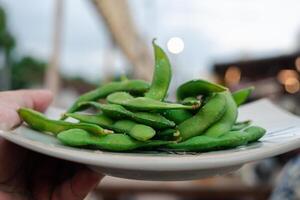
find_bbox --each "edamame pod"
[107,92,197,111]
[130,124,156,141]
[133,112,175,129]
[232,86,254,106]
[57,129,171,151]
[157,129,180,137]
[156,129,180,141]
[167,131,247,152]
[62,79,150,119]
[113,120,136,133]
[243,126,266,143]
[18,108,112,135]
[64,113,114,129]
[162,109,193,124]
[231,120,252,131]
[113,120,155,141]
[204,91,238,137]
[80,102,130,119]
[80,102,175,129]
[178,93,227,141]
[161,97,200,124]
[120,74,129,82]
[176,79,227,101]
[166,126,265,152]
[113,120,156,141]
[181,97,201,106]
[57,129,141,151]
[144,39,172,101]
[64,113,157,141]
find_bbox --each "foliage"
[11,56,46,89]
[0,6,44,89]
[0,6,15,53]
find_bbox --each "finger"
[0,139,28,184]
[31,157,60,200]
[0,89,53,130]
[0,107,21,130]
[0,89,53,112]
[55,161,78,184]
[51,168,103,200]
[21,90,53,112]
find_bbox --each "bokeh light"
[224,66,241,86]
[167,37,184,54]
[277,69,299,84]
[284,77,300,93]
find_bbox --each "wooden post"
[92,0,153,81]
[46,0,63,97]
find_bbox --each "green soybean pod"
[162,109,193,124]
[112,120,156,141]
[243,126,266,143]
[232,86,254,106]
[130,124,156,141]
[144,39,172,101]
[157,128,179,137]
[58,129,141,151]
[178,93,227,141]
[120,74,129,82]
[79,102,130,119]
[204,91,238,137]
[57,129,171,152]
[181,97,201,106]
[156,129,180,141]
[167,135,219,151]
[80,102,175,129]
[133,112,175,129]
[64,113,114,129]
[176,79,227,101]
[18,108,112,135]
[65,113,156,141]
[62,79,150,119]
[167,131,247,152]
[113,120,136,133]
[231,120,252,131]
[107,92,197,111]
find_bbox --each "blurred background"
[0,0,300,199]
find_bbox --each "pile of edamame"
[18,40,266,152]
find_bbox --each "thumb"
[0,89,53,130]
[52,168,103,200]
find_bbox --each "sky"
[1,0,300,83]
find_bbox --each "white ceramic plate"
[1,99,300,181]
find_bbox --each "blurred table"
[93,175,272,200]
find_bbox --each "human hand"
[0,90,103,200]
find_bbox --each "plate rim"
[1,128,300,172]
